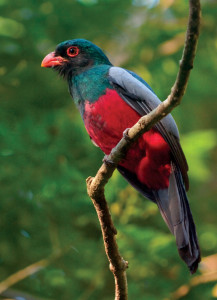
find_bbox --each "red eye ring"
[67,46,79,57]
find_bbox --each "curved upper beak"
[41,52,68,68]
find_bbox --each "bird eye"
[67,46,79,57]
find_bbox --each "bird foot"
[103,155,115,166]
[123,128,131,141]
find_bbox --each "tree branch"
[171,271,217,300]
[0,247,70,295]
[86,1,201,299]
[171,253,217,299]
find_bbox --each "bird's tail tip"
[189,255,201,274]
[189,257,201,274]
[178,244,201,274]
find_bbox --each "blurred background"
[0,0,217,299]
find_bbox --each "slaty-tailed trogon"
[41,39,200,273]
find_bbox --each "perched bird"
[41,39,200,273]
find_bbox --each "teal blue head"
[41,39,112,78]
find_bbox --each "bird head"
[41,39,112,78]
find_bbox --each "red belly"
[83,88,171,190]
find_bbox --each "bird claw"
[123,128,131,141]
[103,155,115,166]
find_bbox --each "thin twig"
[172,254,217,299]
[1,287,53,300]
[171,271,217,299]
[86,1,201,299]
[0,247,70,295]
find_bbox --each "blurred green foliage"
[0,0,217,299]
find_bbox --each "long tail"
[154,163,201,274]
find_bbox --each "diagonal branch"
[0,247,70,295]
[86,1,201,299]
[171,271,217,299]
[171,253,217,299]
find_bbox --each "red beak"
[41,52,68,68]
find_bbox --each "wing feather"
[108,67,189,190]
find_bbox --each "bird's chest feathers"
[83,88,171,189]
[83,89,140,153]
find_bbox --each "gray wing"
[108,67,189,190]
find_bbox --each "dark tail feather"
[154,164,201,274]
